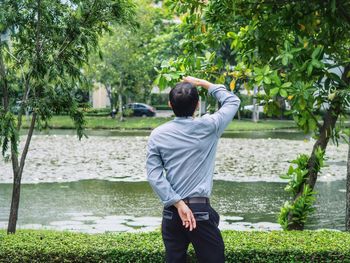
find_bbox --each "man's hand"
[174,200,196,231]
[182,76,213,90]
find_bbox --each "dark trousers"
[161,203,225,263]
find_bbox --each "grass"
[21,115,297,131]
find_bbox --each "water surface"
[0,180,346,233]
[1,135,347,183]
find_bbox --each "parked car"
[124,103,156,117]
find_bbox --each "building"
[91,83,110,109]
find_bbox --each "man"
[146,76,240,263]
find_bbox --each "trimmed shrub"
[154,105,171,110]
[85,108,111,117]
[0,230,350,262]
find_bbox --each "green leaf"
[328,72,342,83]
[263,65,271,74]
[311,46,322,59]
[282,82,292,88]
[263,76,271,84]
[282,56,288,66]
[161,60,170,68]
[163,74,172,81]
[273,74,281,86]
[255,75,263,82]
[280,174,290,180]
[226,32,236,38]
[311,59,323,69]
[158,76,167,89]
[270,87,280,96]
[153,75,160,85]
[299,99,306,110]
[307,64,313,76]
[308,118,317,131]
[279,89,288,98]
[284,40,290,50]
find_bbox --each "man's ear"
[168,101,172,109]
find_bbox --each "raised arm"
[182,76,241,137]
[207,84,241,136]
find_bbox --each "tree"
[86,0,171,121]
[158,0,350,230]
[0,0,135,234]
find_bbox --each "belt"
[183,197,210,204]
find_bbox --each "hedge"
[154,105,172,110]
[1,230,350,262]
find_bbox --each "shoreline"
[0,176,346,185]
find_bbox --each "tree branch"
[16,73,31,131]
[57,0,98,58]
[35,0,42,68]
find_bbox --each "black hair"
[169,82,199,117]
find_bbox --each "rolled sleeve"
[207,84,241,136]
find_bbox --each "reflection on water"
[0,180,346,233]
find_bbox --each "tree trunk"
[346,123,350,231]
[198,96,202,117]
[105,84,114,111]
[252,85,259,122]
[287,105,340,230]
[118,93,123,122]
[287,65,350,230]
[7,113,37,234]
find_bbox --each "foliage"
[159,0,350,230]
[153,105,172,110]
[0,0,136,233]
[1,230,350,262]
[0,0,136,152]
[85,108,111,117]
[86,0,174,108]
[122,108,134,118]
[278,185,317,231]
[278,148,325,230]
[160,0,350,134]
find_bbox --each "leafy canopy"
[0,0,135,157]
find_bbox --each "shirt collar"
[174,116,194,120]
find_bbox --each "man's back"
[147,84,240,207]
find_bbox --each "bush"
[154,105,171,110]
[1,230,350,262]
[84,108,111,117]
[150,93,169,106]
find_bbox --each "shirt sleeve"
[146,136,182,207]
[206,84,241,137]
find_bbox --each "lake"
[0,130,348,232]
